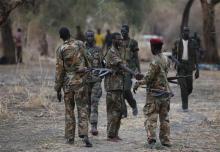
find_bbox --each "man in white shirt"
[172,27,199,112]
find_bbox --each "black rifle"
[76,67,113,77]
[140,87,174,98]
[167,75,192,84]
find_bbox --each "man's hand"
[195,69,199,79]
[133,82,140,94]
[134,73,144,80]
[57,90,62,102]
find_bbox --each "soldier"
[84,30,102,136]
[120,24,141,117]
[104,32,143,142]
[75,25,86,42]
[133,38,172,148]
[172,26,199,111]
[55,27,92,147]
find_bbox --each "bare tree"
[181,0,195,32]
[0,0,28,64]
[1,18,16,64]
[200,0,220,63]
[0,0,26,26]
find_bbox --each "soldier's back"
[58,39,87,87]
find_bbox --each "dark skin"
[86,31,95,47]
[113,34,143,80]
[121,26,129,40]
[182,29,199,79]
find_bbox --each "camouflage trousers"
[87,81,102,124]
[106,91,123,138]
[143,94,170,144]
[64,85,89,140]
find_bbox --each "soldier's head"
[106,29,111,35]
[121,24,129,38]
[76,25,81,32]
[17,28,22,32]
[112,32,122,49]
[59,27,70,41]
[85,30,95,45]
[97,28,101,34]
[150,38,163,55]
[182,26,190,40]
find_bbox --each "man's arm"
[193,39,199,79]
[132,40,141,72]
[119,64,143,80]
[133,63,159,93]
[54,47,65,102]
[54,47,65,92]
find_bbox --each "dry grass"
[0,100,12,120]
[23,87,55,112]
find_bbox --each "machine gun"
[87,68,113,77]
[145,88,174,98]
[167,75,192,84]
[76,67,113,78]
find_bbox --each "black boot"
[83,136,93,147]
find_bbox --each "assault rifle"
[76,67,113,77]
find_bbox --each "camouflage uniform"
[104,46,124,138]
[55,39,89,140]
[121,38,140,114]
[137,54,171,145]
[84,43,102,125]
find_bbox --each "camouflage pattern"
[137,53,171,144]
[104,46,123,138]
[87,82,102,124]
[55,39,89,140]
[64,85,89,139]
[104,47,123,91]
[55,39,89,92]
[172,38,198,109]
[84,43,103,124]
[84,44,103,83]
[143,95,170,144]
[106,91,123,137]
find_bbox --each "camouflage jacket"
[121,38,140,72]
[138,53,170,91]
[54,39,89,92]
[104,46,123,91]
[84,43,103,82]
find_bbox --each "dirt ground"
[0,60,220,152]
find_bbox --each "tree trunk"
[181,0,194,32]
[200,0,219,63]
[1,18,16,64]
